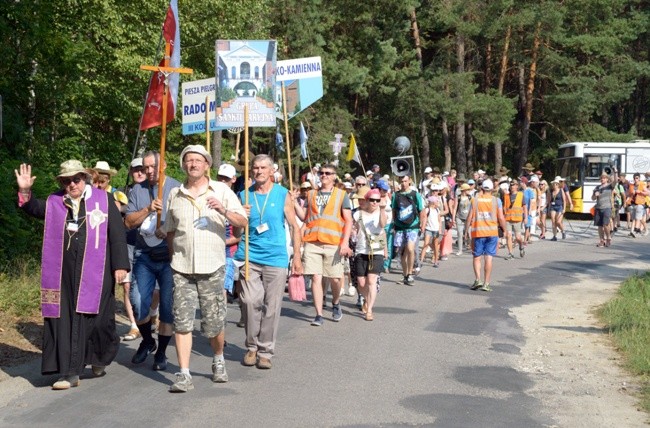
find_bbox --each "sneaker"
[212,359,228,383]
[403,275,409,285]
[561,231,566,240]
[455,251,462,256]
[332,304,343,322]
[170,372,194,392]
[52,375,80,390]
[440,256,449,261]
[480,283,492,292]
[470,279,483,290]
[433,263,439,268]
[311,315,324,326]
[519,247,525,258]
[550,236,558,241]
[406,274,415,285]
[131,340,157,364]
[629,232,636,238]
[414,265,421,275]
[504,253,514,260]
[152,353,167,371]
[256,357,272,370]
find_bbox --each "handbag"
[288,275,307,302]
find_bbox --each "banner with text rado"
[181,78,217,135]
[214,40,277,128]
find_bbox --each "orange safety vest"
[504,192,524,223]
[303,187,346,245]
[470,196,499,238]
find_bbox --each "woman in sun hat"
[15,160,129,390]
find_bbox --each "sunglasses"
[355,183,365,186]
[319,171,335,176]
[368,198,381,203]
[60,175,84,186]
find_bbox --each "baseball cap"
[467,179,475,185]
[481,179,494,190]
[344,182,353,189]
[217,163,236,179]
[442,171,450,177]
[477,169,486,175]
[424,167,433,173]
[130,157,143,168]
[375,180,390,191]
[530,175,540,183]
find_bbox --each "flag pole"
[205,95,211,177]
[155,42,172,228]
[281,82,293,191]
[243,105,250,281]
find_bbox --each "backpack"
[394,191,420,228]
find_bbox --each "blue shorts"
[130,249,174,324]
[394,229,419,248]
[472,236,498,257]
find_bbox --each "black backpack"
[394,191,420,228]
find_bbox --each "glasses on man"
[355,182,365,186]
[319,171,335,176]
[60,175,84,186]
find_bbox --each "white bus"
[555,140,650,214]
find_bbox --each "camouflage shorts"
[172,267,226,337]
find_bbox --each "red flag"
[139,0,181,131]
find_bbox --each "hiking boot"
[256,357,272,370]
[470,280,483,290]
[169,372,193,392]
[504,253,514,260]
[242,350,257,367]
[131,340,157,364]
[212,359,228,383]
[311,315,324,326]
[480,283,492,292]
[332,304,343,322]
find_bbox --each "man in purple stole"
[15,160,129,390]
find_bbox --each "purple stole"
[41,189,109,318]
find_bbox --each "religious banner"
[275,56,323,121]
[181,77,217,135]
[214,40,277,128]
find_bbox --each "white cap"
[481,179,494,190]
[477,169,486,175]
[442,171,449,176]
[424,167,433,173]
[530,175,540,183]
[218,163,236,179]
[130,157,143,168]
[554,175,565,182]
[344,182,353,189]
[366,170,373,176]
[498,176,510,184]
[180,144,213,168]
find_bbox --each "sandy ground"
[512,268,649,427]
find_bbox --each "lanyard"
[253,185,273,223]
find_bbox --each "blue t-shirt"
[234,184,289,268]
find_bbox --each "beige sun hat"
[351,185,371,199]
[93,161,117,176]
[58,160,91,179]
[180,144,213,168]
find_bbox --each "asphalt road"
[0,220,647,427]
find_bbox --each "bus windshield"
[555,158,581,183]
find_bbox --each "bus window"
[555,158,581,183]
[585,156,612,179]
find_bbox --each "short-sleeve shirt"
[353,209,384,255]
[126,177,181,250]
[162,179,246,275]
[391,190,425,230]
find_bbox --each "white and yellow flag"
[347,133,362,165]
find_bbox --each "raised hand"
[15,163,36,191]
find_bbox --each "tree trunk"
[410,8,430,168]
[442,117,451,171]
[494,25,511,174]
[466,122,474,173]
[27,59,37,156]
[454,34,467,175]
[517,22,541,176]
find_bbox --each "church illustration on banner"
[215,40,277,128]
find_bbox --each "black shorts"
[594,208,612,227]
[354,254,384,277]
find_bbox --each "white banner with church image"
[214,40,277,128]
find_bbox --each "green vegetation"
[0,260,41,318]
[600,272,650,412]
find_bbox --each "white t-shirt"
[425,203,441,232]
[353,209,384,255]
[382,194,393,224]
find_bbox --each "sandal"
[596,241,605,247]
[365,312,374,321]
[123,328,141,341]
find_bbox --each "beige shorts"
[303,242,343,278]
[507,221,524,235]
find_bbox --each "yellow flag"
[347,133,362,165]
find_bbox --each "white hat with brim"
[554,176,564,182]
[57,160,91,179]
[140,212,163,247]
[94,161,117,176]
[180,144,213,168]
[300,182,312,189]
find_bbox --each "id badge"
[67,222,79,232]
[194,217,209,230]
[256,222,269,234]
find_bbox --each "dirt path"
[512,265,649,427]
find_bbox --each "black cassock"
[22,193,129,376]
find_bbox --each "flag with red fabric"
[139,0,181,130]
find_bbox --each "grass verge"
[599,271,650,413]
[0,259,41,317]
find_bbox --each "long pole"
[243,105,250,280]
[281,82,293,191]
[205,95,211,176]
[156,41,171,228]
